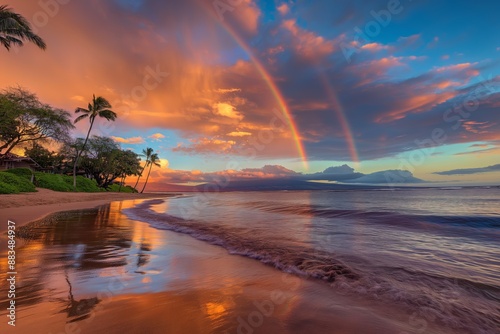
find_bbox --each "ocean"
[125,188,500,334]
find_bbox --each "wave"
[124,199,500,334]
[124,200,358,282]
[240,201,500,229]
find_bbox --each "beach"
[0,189,498,333]
[0,189,171,233]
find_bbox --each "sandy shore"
[0,188,175,232]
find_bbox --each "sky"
[1,0,499,188]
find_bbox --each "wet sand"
[0,188,173,233]
[0,199,456,334]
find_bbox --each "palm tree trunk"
[133,168,144,191]
[73,118,95,191]
[140,163,153,193]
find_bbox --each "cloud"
[469,143,491,148]
[213,103,244,120]
[454,147,499,156]
[227,131,252,137]
[281,19,335,61]
[111,136,145,144]
[173,138,237,154]
[277,3,290,15]
[360,42,391,52]
[216,88,242,93]
[322,164,355,174]
[434,164,500,175]
[347,170,424,184]
[2,2,499,165]
[397,34,422,48]
[149,133,166,140]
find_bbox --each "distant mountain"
[192,179,392,192]
[346,170,424,184]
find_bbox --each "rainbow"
[320,74,360,166]
[201,3,308,169]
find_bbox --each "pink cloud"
[462,121,495,134]
[277,3,290,15]
[360,42,390,52]
[281,19,335,61]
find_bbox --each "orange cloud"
[149,133,166,140]
[227,131,252,137]
[173,138,237,155]
[111,136,145,144]
[213,103,244,120]
[376,91,457,123]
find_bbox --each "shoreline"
[0,197,442,334]
[0,192,467,333]
[0,188,178,233]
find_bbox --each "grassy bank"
[0,168,136,194]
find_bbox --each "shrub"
[67,176,101,192]
[34,172,72,191]
[0,181,19,194]
[107,184,137,193]
[0,172,36,192]
[4,168,33,181]
[33,172,102,192]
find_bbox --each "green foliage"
[107,184,137,193]
[24,143,58,169]
[34,173,101,192]
[0,5,47,51]
[4,167,32,181]
[78,136,141,188]
[71,176,102,192]
[0,87,74,155]
[0,171,36,193]
[0,181,19,194]
[34,173,71,191]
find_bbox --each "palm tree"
[141,153,160,193]
[0,5,46,51]
[73,95,117,190]
[133,147,153,191]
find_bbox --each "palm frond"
[74,114,89,123]
[98,109,117,121]
[75,107,89,114]
[0,6,46,50]
[94,96,112,109]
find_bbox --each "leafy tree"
[133,147,153,191]
[24,142,58,169]
[72,95,117,190]
[0,5,46,51]
[114,150,142,192]
[79,136,140,189]
[141,153,161,193]
[0,87,74,155]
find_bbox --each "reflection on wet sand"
[0,200,454,333]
